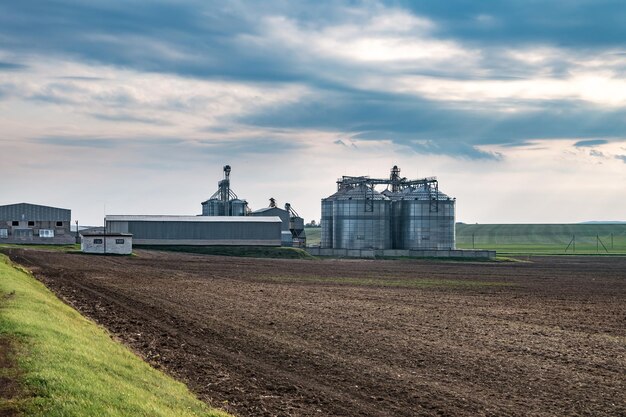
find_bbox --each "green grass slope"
[456,223,626,254]
[0,254,231,417]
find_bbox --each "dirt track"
[5,249,626,417]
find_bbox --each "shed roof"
[251,207,288,214]
[82,232,133,237]
[0,202,71,221]
[106,215,281,223]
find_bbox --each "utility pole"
[103,216,106,255]
[472,233,475,249]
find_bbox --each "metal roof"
[382,187,453,201]
[0,202,71,221]
[82,232,133,237]
[334,185,389,201]
[106,215,282,223]
[0,202,71,211]
[251,207,288,214]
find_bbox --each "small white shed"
[81,233,133,255]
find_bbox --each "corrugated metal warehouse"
[250,206,292,245]
[105,215,282,246]
[0,202,74,244]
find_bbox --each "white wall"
[81,235,132,255]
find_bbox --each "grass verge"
[136,245,315,259]
[0,254,231,417]
[0,244,80,252]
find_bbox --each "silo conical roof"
[398,186,452,200]
[334,184,389,200]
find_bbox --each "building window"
[39,229,54,238]
[115,239,125,244]
[28,221,35,227]
[0,229,7,239]
[12,221,19,226]
[93,238,103,244]
[56,221,63,227]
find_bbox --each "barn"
[105,215,282,246]
[0,203,74,244]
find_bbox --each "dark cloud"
[34,136,120,149]
[195,137,306,155]
[238,89,626,158]
[88,113,173,126]
[27,82,89,105]
[6,1,622,83]
[32,134,303,158]
[0,61,26,71]
[33,135,188,149]
[398,0,626,48]
[574,139,609,147]
[4,1,626,158]
[56,76,107,81]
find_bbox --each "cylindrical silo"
[332,185,391,250]
[203,199,225,216]
[382,189,403,249]
[396,186,455,249]
[321,188,347,248]
[229,199,248,216]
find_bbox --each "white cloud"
[247,10,626,108]
[2,4,626,225]
[0,56,309,142]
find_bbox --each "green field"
[456,223,626,254]
[0,254,230,417]
[304,227,321,246]
[305,224,626,255]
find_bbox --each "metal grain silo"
[320,187,349,248]
[320,198,334,248]
[332,185,391,249]
[395,186,455,250]
[381,189,403,249]
[229,199,248,216]
[200,165,248,216]
[202,198,225,216]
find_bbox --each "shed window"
[56,221,63,227]
[39,229,54,238]
[12,221,19,226]
[0,229,7,239]
[115,239,125,244]
[28,221,35,226]
[93,238,103,244]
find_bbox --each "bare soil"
[4,249,626,417]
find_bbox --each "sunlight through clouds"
[0,1,624,223]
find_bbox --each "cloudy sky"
[1,0,625,225]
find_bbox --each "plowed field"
[5,249,625,417]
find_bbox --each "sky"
[1,0,625,225]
